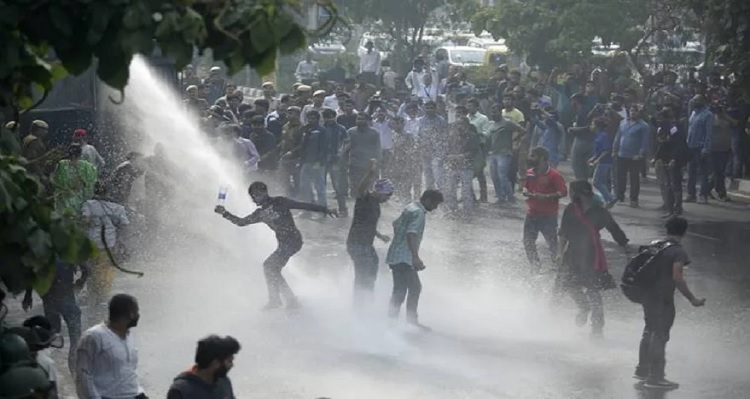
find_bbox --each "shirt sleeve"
[553,172,568,196]
[280,196,328,213]
[223,209,262,226]
[117,204,130,226]
[81,202,92,218]
[602,208,629,246]
[75,333,102,399]
[404,209,423,234]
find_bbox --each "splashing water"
[91,56,750,399]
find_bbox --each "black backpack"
[620,240,678,303]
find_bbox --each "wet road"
[8,179,750,399]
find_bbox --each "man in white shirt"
[324,84,344,109]
[359,40,381,86]
[418,73,441,103]
[76,294,146,399]
[73,128,106,173]
[295,52,319,85]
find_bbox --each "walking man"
[215,182,336,310]
[522,147,567,272]
[685,95,714,204]
[386,190,444,329]
[346,160,393,308]
[635,217,705,390]
[75,293,147,399]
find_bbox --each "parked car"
[436,46,487,68]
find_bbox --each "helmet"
[0,331,32,367]
[0,365,52,399]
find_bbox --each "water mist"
[90,56,748,399]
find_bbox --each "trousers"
[347,243,379,307]
[523,215,558,270]
[264,239,303,305]
[636,297,676,379]
[388,263,422,322]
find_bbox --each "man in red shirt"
[522,146,567,273]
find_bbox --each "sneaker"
[684,196,696,203]
[633,374,647,381]
[606,200,618,209]
[629,200,639,208]
[643,378,679,390]
[718,195,731,202]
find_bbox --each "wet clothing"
[107,161,143,205]
[558,202,628,331]
[347,193,381,246]
[347,193,382,304]
[167,369,235,399]
[223,196,324,244]
[222,196,327,304]
[389,263,422,322]
[636,244,690,380]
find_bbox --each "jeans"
[731,136,743,178]
[592,163,614,203]
[264,239,303,305]
[42,291,82,374]
[473,164,488,201]
[571,139,594,180]
[347,244,379,307]
[445,168,474,214]
[388,263,422,322]
[523,215,558,270]
[570,287,604,331]
[686,148,711,198]
[431,158,446,192]
[636,297,676,380]
[279,158,301,198]
[709,150,731,198]
[616,157,642,202]
[394,164,422,202]
[423,157,435,190]
[489,153,513,202]
[349,165,367,197]
[327,163,348,212]
[656,160,683,213]
[300,163,327,207]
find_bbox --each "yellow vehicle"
[484,44,510,67]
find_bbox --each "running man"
[215,182,336,310]
[346,159,394,308]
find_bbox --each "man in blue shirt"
[386,190,444,329]
[613,105,651,207]
[684,95,715,204]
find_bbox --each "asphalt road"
[6,170,750,399]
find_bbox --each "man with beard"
[167,335,241,399]
[75,294,147,399]
[215,182,337,310]
[347,159,393,308]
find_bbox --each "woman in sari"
[558,180,629,336]
[51,144,97,214]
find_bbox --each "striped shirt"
[386,202,427,266]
